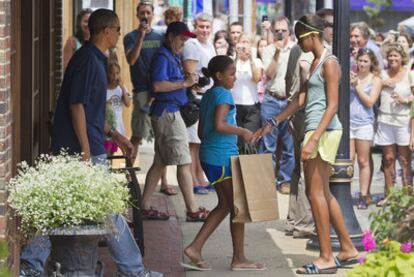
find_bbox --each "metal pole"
[307,0,364,251]
[284,0,292,21]
[243,0,252,33]
[183,0,189,24]
[229,0,238,24]
[316,0,325,11]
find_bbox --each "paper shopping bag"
[231,154,279,223]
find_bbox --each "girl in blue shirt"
[181,56,265,271]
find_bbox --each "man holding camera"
[141,22,209,222]
[124,1,176,196]
[260,16,295,194]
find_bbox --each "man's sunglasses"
[107,26,121,32]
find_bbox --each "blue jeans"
[20,154,144,275]
[259,94,295,185]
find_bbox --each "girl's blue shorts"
[201,162,232,186]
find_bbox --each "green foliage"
[0,241,11,277]
[7,153,129,235]
[369,187,414,244]
[348,241,414,277]
[363,0,392,28]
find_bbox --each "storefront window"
[77,0,115,11]
[292,0,316,21]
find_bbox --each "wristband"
[108,126,116,138]
[266,118,279,128]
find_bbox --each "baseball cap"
[166,21,196,38]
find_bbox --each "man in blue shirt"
[124,1,175,196]
[20,9,162,277]
[141,22,209,222]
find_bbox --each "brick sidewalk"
[98,194,185,277]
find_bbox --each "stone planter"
[47,225,108,277]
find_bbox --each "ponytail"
[204,55,234,81]
[201,67,211,78]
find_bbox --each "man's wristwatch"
[107,126,116,138]
[266,118,279,128]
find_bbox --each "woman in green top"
[254,14,358,274]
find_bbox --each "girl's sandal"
[296,263,338,275]
[180,260,212,271]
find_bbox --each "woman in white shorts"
[350,48,382,209]
[375,44,414,206]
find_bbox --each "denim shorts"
[201,162,232,186]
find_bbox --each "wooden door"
[20,0,57,164]
[40,0,56,153]
[11,0,21,173]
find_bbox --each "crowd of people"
[18,0,414,276]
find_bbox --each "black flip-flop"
[296,263,338,275]
[334,256,359,268]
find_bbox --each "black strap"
[285,44,302,98]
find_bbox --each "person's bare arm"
[265,48,280,79]
[410,118,414,151]
[354,75,381,108]
[214,104,252,141]
[63,37,76,69]
[251,60,262,83]
[70,103,90,160]
[153,74,198,93]
[121,85,132,107]
[125,24,148,65]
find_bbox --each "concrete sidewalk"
[134,141,389,277]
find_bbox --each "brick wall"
[0,0,16,274]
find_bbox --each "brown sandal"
[142,207,170,220]
[186,207,209,222]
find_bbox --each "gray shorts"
[131,91,152,140]
[151,111,191,166]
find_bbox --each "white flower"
[7,153,129,235]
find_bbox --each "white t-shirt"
[106,85,126,136]
[232,58,263,105]
[183,38,216,93]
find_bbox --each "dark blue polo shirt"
[150,45,188,117]
[123,29,163,92]
[51,43,107,156]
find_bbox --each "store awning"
[350,0,414,11]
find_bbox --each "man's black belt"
[267,91,287,101]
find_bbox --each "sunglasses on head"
[357,48,373,55]
[324,21,333,28]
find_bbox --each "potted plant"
[348,187,414,276]
[7,153,129,276]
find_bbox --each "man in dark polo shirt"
[20,9,162,277]
[141,22,208,222]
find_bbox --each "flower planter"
[47,226,108,277]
